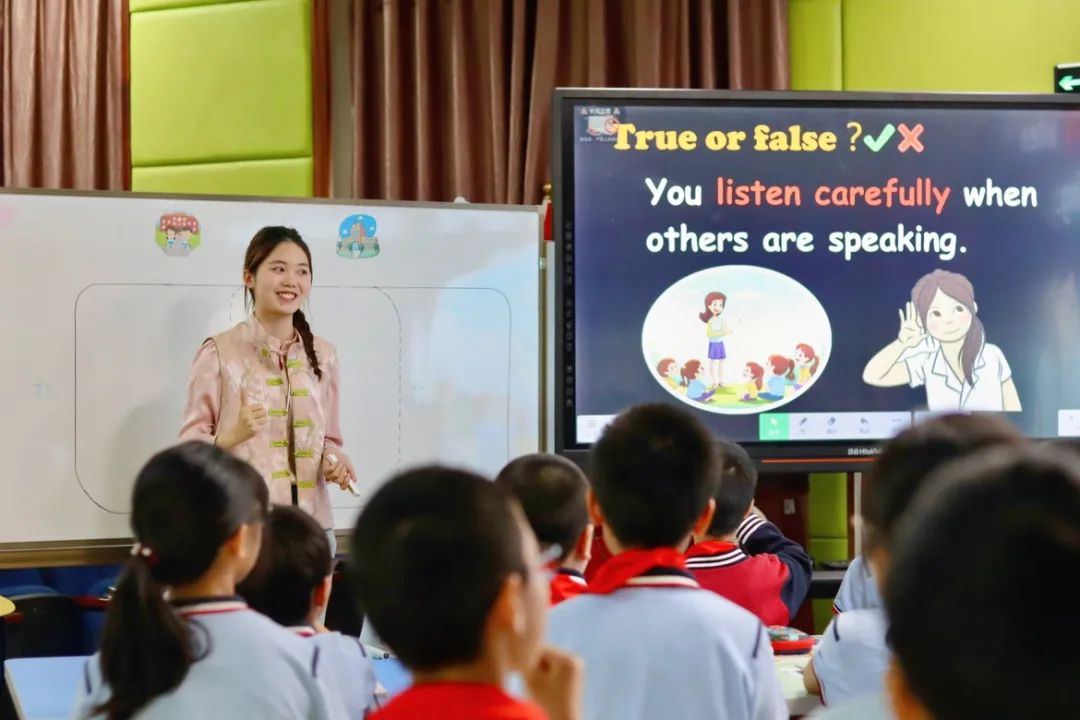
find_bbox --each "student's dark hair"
[495,454,589,563]
[349,465,528,672]
[244,226,322,379]
[862,413,1024,556]
[1045,437,1080,456]
[708,441,757,536]
[97,442,269,720]
[590,403,720,548]
[238,505,332,627]
[886,447,1080,720]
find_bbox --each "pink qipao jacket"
[180,315,344,528]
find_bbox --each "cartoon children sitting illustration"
[793,343,819,389]
[680,359,716,403]
[657,358,681,392]
[758,355,796,401]
[741,362,765,401]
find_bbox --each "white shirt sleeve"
[811,612,889,707]
[902,351,931,388]
[833,556,881,613]
[989,344,1012,382]
[749,624,789,720]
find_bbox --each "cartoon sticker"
[337,213,380,259]
[642,265,832,415]
[862,269,1021,411]
[156,212,201,257]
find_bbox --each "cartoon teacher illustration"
[862,269,1021,412]
[699,291,733,388]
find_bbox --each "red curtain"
[348,0,788,205]
[0,0,128,190]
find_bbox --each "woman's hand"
[216,386,267,450]
[322,449,356,490]
[897,301,927,348]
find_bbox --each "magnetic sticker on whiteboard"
[337,213,380,259]
[156,212,201,257]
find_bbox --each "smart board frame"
[551,87,1080,472]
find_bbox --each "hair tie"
[131,542,159,566]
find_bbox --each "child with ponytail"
[74,441,346,720]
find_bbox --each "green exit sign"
[1055,63,1080,93]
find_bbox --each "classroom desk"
[7,654,819,719]
[4,656,84,720]
[776,653,822,716]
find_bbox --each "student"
[238,505,377,718]
[831,554,881,614]
[885,448,1079,720]
[74,441,345,720]
[349,466,583,720]
[685,440,812,626]
[495,454,593,604]
[804,413,1024,711]
[547,404,787,720]
[180,226,356,556]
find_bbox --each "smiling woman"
[179,227,357,551]
[862,269,1022,412]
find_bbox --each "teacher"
[179,226,355,553]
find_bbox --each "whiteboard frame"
[0,188,546,566]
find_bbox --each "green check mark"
[863,124,897,152]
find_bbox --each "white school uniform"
[832,555,882,613]
[547,581,787,720]
[812,608,890,707]
[807,691,894,719]
[74,600,347,720]
[900,338,1012,411]
[291,627,379,717]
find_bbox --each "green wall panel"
[130,0,313,167]
[132,157,313,197]
[130,0,250,13]
[791,0,1080,92]
[789,0,844,90]
[843,0,1080,92]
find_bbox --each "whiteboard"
[0,190,541,545]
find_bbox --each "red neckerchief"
[587,547,699,594]
[685,539,740,558]
[549,568,588,605]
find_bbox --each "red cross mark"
[897,123,925,153]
